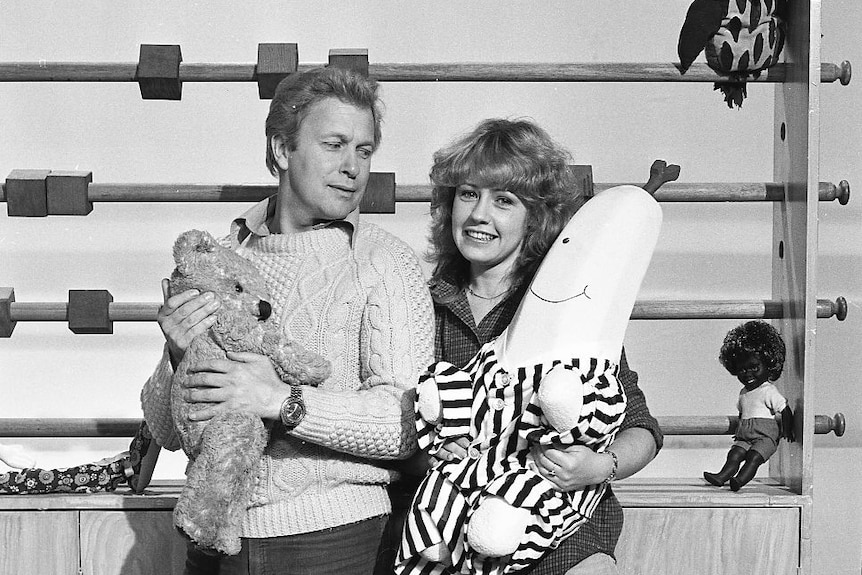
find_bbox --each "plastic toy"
[704,320,794,491]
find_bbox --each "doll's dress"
[396,342,627,575]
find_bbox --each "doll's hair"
[719,320,786,381]
[426,117,585,289]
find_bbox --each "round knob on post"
[839,60,852,86]
[837,180,851,205]
[833,297,848,321]
[832,413,846,437]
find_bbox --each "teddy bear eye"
[235,284,243,294]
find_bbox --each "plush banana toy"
[400,185,663,575]
[678,0,787,107]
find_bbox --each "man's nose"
[340,152,359,178]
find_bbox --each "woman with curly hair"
[379,118,667,575]
[704,320,795,492]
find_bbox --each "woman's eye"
[457,189,477,200]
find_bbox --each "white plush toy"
[403,185,663,575]
[0,443,37,470]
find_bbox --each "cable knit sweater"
[141,201,435,537]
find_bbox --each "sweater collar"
[232,194,359,247]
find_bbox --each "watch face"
[282,400,306,425]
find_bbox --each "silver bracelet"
[603,450,619,485]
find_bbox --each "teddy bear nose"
[258,300,272,321]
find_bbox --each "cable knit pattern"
[141,207,434,538]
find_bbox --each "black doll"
[704,320,794,491]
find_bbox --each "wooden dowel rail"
[4,297,848,322]
[0,414,844,437]
[0,181,851,205]
[0,61,852,84]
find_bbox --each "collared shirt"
[233,194,360,246]
[429,273,663,571]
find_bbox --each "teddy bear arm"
[261,331,331,386]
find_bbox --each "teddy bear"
[401,185,663,575]
[168,229,331,555]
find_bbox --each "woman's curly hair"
[426,118,585,289]
[719,320,786,381]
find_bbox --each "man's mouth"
[330,185,356,193]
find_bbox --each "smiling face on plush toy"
[170,229,273,322]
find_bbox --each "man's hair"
[265,67,383,176]
[426,118,584,289]
[719,320,786,381]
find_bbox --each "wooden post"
[5,169,51,216]
[0,288,15,337]
[256,43,298,99]
[68,290,114,334]
[46,170,93,215]
[360,172,395,214]
[137,44,183,100]
[328,49,369,76]
[771,2,819,573]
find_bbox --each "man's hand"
[157,278,219,366]
[183,351,288,422]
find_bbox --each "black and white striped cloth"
[396,342,627,575]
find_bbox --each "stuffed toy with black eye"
[678,0,787,108]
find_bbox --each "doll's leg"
[730,450,766,491]
[703,445,747,487]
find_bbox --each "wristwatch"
[279,385,306,429]
[602,450,619,485]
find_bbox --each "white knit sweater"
[142,213,434,537]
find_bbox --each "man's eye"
[358,148,372,160]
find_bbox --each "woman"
[417,118,663,575]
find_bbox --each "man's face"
[280,97,375,231]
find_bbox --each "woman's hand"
[433,436,471,463]
[182,351,288,422]
[530,443,613,491]
[157,278,219,366]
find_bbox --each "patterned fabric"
[429,276,662,572]
[0,452,130,495]
[141,196,435,538]
[396,343,626,575]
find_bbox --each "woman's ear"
[270,135,290,172]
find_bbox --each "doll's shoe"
[703,471,729,487]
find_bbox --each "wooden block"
[5,169,50,216]
[257,43,298,100]
[68,290,113,334]
[46,170,93,215]
[569,164,594,199]
[328,48,369,76]
[360,172,395,214]
[137,44,183,100]
[0,287,16,337]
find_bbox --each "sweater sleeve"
[617,347,663,452]
[140,345,182,451]
[289,233,435,460]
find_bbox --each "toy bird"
[678,0,787,108]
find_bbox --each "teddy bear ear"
[172,229,218,273]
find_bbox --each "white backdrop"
[1,2,860,571]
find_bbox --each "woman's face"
[451,183,529,276]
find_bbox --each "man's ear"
[270,135,290,172]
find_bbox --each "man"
[141,66,434,574]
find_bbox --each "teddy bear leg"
[467,496,532,557]
[174,413,268,555]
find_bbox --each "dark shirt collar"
[233,194,359,247]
